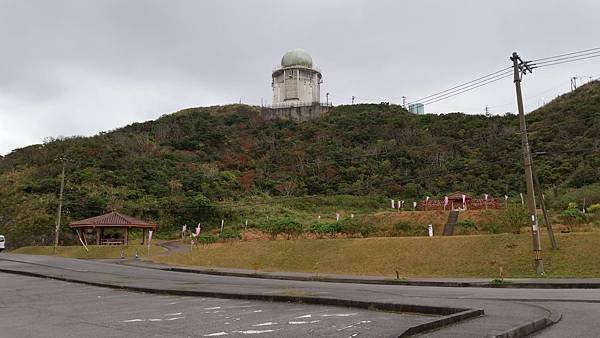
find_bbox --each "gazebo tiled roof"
[447,191,473,200]
[69,211,155,229]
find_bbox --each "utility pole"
[532,161,558,250]
[402,96,406,108]
[326,92,330,106]
[351,95,355,105]
[53,156,66,253]
[511,51,544,275]
[571,77,578,91]
[485,106,490,116]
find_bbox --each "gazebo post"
[124,227,129,246]
[96,228,101,245]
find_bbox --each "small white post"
[220,219,224,233]
[428,224,433,237]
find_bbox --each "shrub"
[276,218,304,239]
[258,220,279,239]
[560,208,587,225]
[455,219,477,229]
[587,204,600,214]
[259,218,304,239]
[339,218,377,238]
[219,228,242,241]
[500,207,529,234]
[308,221,340,238]
[197,234,219,245]
[394,221,412,233]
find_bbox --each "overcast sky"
[1,0,599,155]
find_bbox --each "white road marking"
[164,312,183,316]
[148,318,162,322]
[233,329,278,334]
[252,322,277,327]
[338,320,372,331]
[288,320,320,325]
[204,306,222,310]
[252,310,263,313]
[166,317,185,321]
[122,319,145,323]
[321,313,357,317]
[295,314,312,318]
[203,332,228,336]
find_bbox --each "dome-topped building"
[263,49,331,121]
[271,48,322,108]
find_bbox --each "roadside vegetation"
[150,232,600,278]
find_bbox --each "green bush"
[308,221,340,238]
[219,228,242,241]
[560,208,587,225]
[587,203,600,214]
[259,218,304,239]
[456,219,477,229]
[500,207,529,234]
[338,219,377,238]
[197,234,219,245]
[276,218,304,239]
[394,221,412,233]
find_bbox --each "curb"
[128,262,600,289]
[487,312,562,338]
[0,266,482,337]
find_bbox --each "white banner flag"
[520,193,524,206]
[182,224,187,232]
[193,223,201,237]
[484,194,488,201]
[444,196,449,206]
[391,199,395,209]
[413,201,417,209]
[148,230,153,244]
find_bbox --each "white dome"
[281,48,313,68]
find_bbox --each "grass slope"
[12,244,167,259]
[151,232,600,278]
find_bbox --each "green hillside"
[1,82,599,246]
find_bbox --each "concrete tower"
[262,49,331,121]
[271,48,322,108]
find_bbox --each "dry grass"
[151,232,600,278]
[12,245,167,259]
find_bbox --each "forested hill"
[1,81,599,244]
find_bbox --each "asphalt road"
[0,273,412,337]
[2,253,600,337]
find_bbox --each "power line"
[419,73,513,106]
[408,66,512,105]
[529,47,600,62]
[531,53,600,69]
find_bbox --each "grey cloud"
[1,0,599,154]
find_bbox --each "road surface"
[1,253,599,337]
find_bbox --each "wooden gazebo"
[447,191,473,210]
[69,211,156,246]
